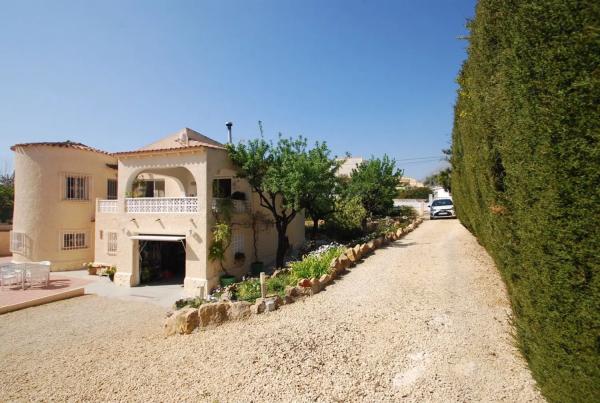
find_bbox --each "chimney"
[225,122,233,144]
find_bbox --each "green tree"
[346,155,402,226]
[0,172,14,223]
[228,136,336,267]
[298,143,340,239]
[323,195,367,241]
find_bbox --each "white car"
[429,198,456,219]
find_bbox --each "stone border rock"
[164,217,424,336]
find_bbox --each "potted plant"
[105,266,117,282]
[85,262,97,276]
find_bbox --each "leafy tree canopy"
[346,155,402,218]
[0,172,14,223]
[227,135,338,266]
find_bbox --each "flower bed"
[164,216,424,336]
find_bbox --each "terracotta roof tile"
[112,142,226,156]
[10,140,111,155]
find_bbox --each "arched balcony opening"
[97,166,200,214]
[124,167,198,213]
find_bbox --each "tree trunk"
[252,221,259,262]
[275,222,288,268]
[311,217,320,239]
[361,216,368,233]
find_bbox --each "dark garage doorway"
[139,239,186,285]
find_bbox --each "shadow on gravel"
[384,242,419,249]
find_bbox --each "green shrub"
[373,217,398,237]
[236,279,261,303]
[266,273,294,297]
[452,1,600,401]
[289,246,345,281]
[174,297,206,310]
[388,206,417,225]
[323,196,367,241]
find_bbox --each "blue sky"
[0,0,475,180]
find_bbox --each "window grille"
[212,178,232,198]
[232,232,244,254]
[107,179,118,200]
[10,231,26,253]
[63,174,90,200]
[61,231,88,250]
[107,232,118,255]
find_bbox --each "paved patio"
[0,274,91,314]
[61,270,186,308]
[2,254,186,312]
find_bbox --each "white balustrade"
[97,199,118,213]
[125,197,199,213]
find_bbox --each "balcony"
[125,197,199,213]
[97,199,118,213]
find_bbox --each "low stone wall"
[164,217,424,336]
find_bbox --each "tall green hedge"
[452,1,600,401]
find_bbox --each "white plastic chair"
[25,261,51,288]
[1,264,21,290]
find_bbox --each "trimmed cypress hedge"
[452,1,600,402]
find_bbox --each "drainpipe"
[225,122,233,144]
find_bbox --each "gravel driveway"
[0,220,543,402]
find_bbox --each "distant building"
[431,186,451,199]
[398,176,425,188]
[336,157,365,177]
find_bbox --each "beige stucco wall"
[12,146,116,270]
[94,147,305,297]
[94,149,209,296]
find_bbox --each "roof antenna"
[225,122,233,144]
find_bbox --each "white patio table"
[4,263,50,290]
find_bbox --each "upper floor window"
[213,178,231,198]
[63,174,90,201]
[107,179,118,200]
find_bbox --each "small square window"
[63,174,90,200]
[61,231,88,250]
[213,178,232,198]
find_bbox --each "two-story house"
[10,128,305,297]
